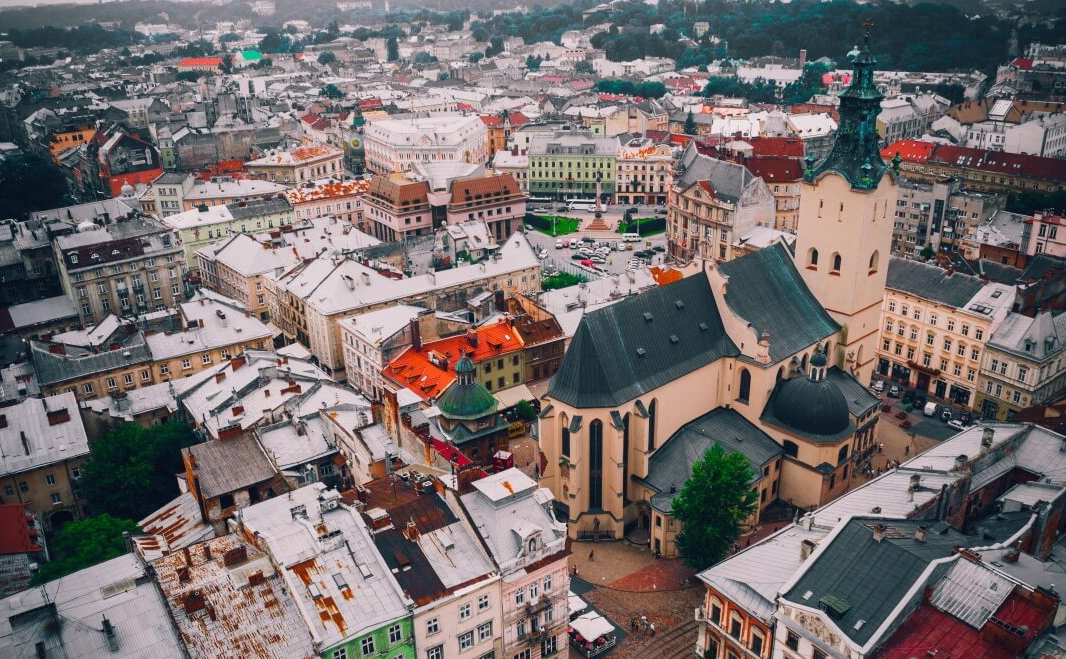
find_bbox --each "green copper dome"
[437,357,499,420]
[806,29,891,191]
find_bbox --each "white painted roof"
[0,392,89,476]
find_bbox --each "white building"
[363,113,489,174]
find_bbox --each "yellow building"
[49,126,95,162]
[878,260,1015,408]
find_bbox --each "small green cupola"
[437,357,499,421]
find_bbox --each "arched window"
[622,413,631,505]
[737,368,751,404]
[807,247,819,268]
[869,250,879,273]
[832,253,842,272]
[837,444,849,465]
[589,420,603,510]
[647,399,657,452]
[783,440,798,458]
[561,414,571,458]
[528,538,537,553]
[801,354,808,372]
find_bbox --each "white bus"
[566,198,597,212]
[527,196,552,207]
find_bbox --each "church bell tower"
[795,25,898,386]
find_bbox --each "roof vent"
[669,335,679,344]
[636,347,647,357]
[675,299,684,309]
[698,322,708,331]
[642,312,653,322]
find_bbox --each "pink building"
[1025,212,1066,257]
[446,173,526,241]
[364,173,432,241]
[284,177,370,229]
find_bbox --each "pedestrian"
[905,445,910,455]
[649,623,656,637]
[588,549,594,561]
[879,442,884,453]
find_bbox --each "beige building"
[974,310,1066,420]
[246,143,345,184]
[0,394,88,530]
[667,144,776,263]
[878,259,1014,408]
[615,141,674,205]
[538,49,892,551]
[266,232,541,380]
[162,198,295,272]
[54,214,185,326]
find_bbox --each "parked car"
[923,402,938,416]
[580,259,595,267]
[590,255,606,264]
[940,409,953,422]
[555,239,563,249]
[914,395,927,408]
[902,391,914,404]
[960,412,973,425]
[888,384,902,398]
[571,253,584,260]
[653,245,665,252]
[947,419,966,431]
[871,381,885,393]
[627,258,645,269]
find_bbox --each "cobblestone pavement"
[507,436,540,481]
[568,541,701,658]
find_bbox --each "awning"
[568,592,587,617]
[570,612,613,640]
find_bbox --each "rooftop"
[0,393,89,477]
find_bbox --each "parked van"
[622,233,641,242]
[923,402,938,417]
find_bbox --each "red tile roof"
[746,136,805,158]
[875,590,1050,659]
[744,156,804,182]
[0,504,41,555]
[383,320,525,400]
[885,140,1066,183]
[1012,57,1034,70]
[359,99,383,110]
[479,112,530,128]
[881,139,937,163]
[179,57,222,68]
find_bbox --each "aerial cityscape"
[0,0,1065,657]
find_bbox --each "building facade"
[974,311,1066,421]
[364,114,489,174]
[246,143,345,184]
[527,131,618,201]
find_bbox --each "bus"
[527,196,552,207]
[566,197,597,212]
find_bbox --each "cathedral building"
[537,41,896,556]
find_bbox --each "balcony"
[525,596,552,616]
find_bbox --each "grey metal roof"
[928,556,1013,628]
[825,367,880,418]
[643,407,782,514]
[782,517,978,647]
[30,335,153,386]
[678,144,756,203]
[761,375,856,444]
[718,243,840,364]
[183,435,277,498]
[225,197,292,220]
[986,311,1066,363]
[546,273,739,408]
[886,257,985,308]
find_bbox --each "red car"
[580,259,595,267]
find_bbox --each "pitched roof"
[183,435,277,498]
[718,243,839,364]
[547,272,739,408]
[0,504,40,555]
[448,173,521,205]
[366,173,430,209]
[643,408,782,514]
[885,140,1066,183]
[744,155,803,182]
[886,258,985,308]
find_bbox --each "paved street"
[523,203,670,278]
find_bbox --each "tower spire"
[805,21,890,191]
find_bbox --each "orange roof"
[383,320,524,400]
[649,266,684,286]
[284,178,370,204]
[179,57,222,67]
[881,139,936,163]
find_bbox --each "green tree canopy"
[32,515,139,584]
[322,83,344,99]
[683,111,698,136]
[386,36,399,62]
[317,51,337,65]
[485,36,504,57]
[672,444,758,570]
[80,421,197,521]
[574,60,593,74]
[0,154,71,220]
[526,54,543,71]
[469,51,484,63]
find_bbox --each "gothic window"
[738,369,751,404]
[869,250,879,273]
[589,420,603,510]
[807,247,819,268]
[832,253,842,272]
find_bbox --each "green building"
[527,130,618,201]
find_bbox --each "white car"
[590,255,606,264]
[555,239,563,249]
[947,419,967,431]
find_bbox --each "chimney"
[981,427,994,455]
[466,329,479,347]
[231,354,246,370]
[222,546,248,566]
[102,616,119,652]
[914,525,928,543]
[872,524,886,543]
[182,547,192,567]
[183,591,206,614]
[404,519,420,542]
[1004,547,1021,563]
[410,318,422,352]
[177,566,190,583]
[203,543,212,561]
[799,538,817,560]
[953,454,969,471]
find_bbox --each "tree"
[469,51,484,63]
[175,70,202,82]
[919,245,936,260]
[542,271,587,290]
[386,36,399,62]
[0,154,71,220]
[673,444,758,569]
[485,36,504,57]
[526,54,543,71]
[413,51,438,65]
[574,60,593,74]
[31,515,139,584]
[317,51,337,65]
[683,111,697,136]
[322,83,344,99]
[80,421,197,521]
[259,30,292,54]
